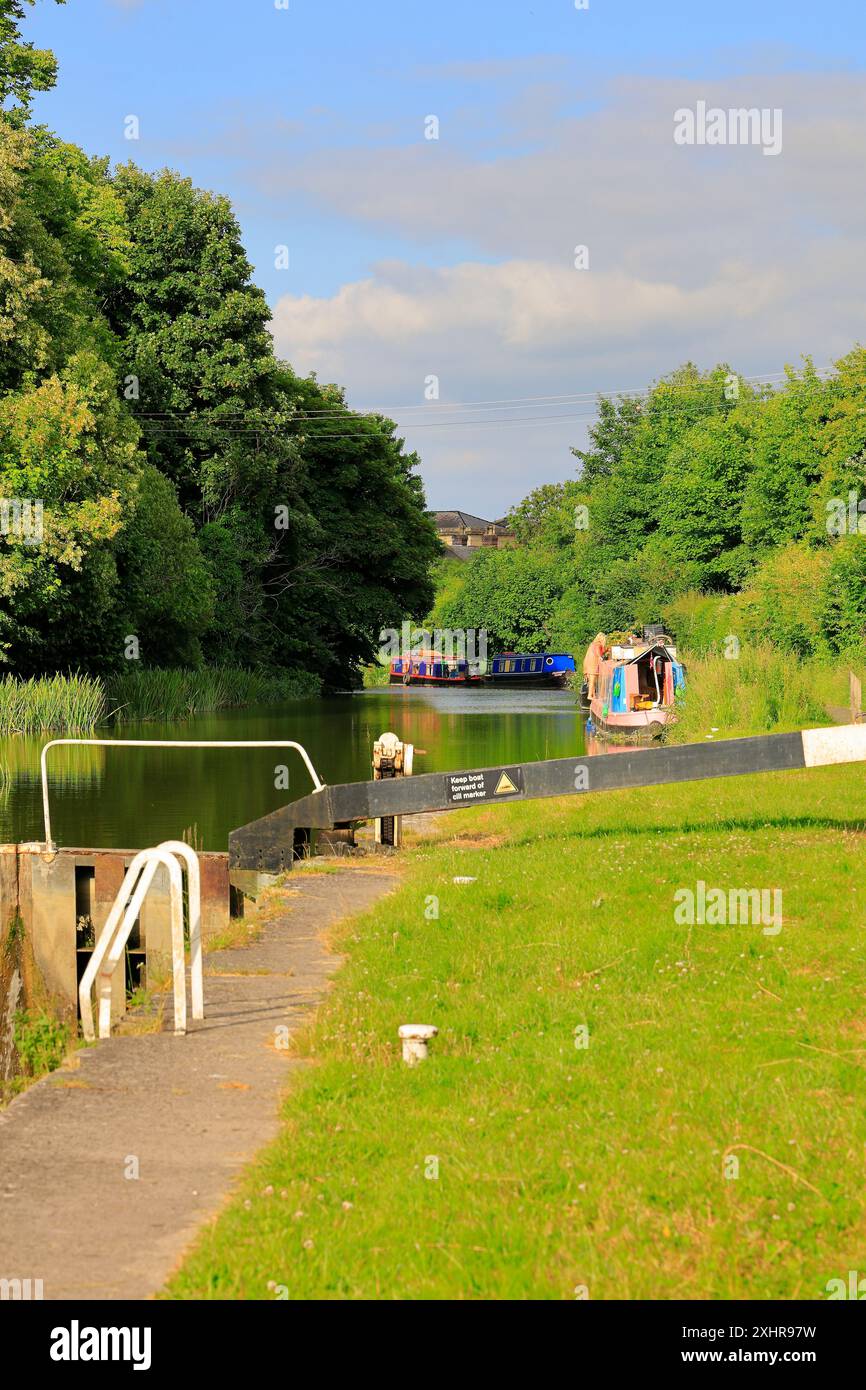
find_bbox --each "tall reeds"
[0,668,320,735]
[670,646,847,743]
[107,668,320,721]
[0,673,106,735]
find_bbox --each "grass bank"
[0,667,321,734]
[167,759,866,1300]
[670,648,863,743]
[361,658,390,689]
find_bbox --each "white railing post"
[40,738,324,851]
[159,840,203,1021]
[79,841,200,1040]
[79,849,150,1041]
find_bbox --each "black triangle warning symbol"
[494,771,518,796]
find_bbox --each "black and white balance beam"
[228,724,866,872]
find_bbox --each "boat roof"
[613,641,676,665]
[392,651,463,662]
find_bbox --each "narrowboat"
[389,651,483,686]
[583,626,684,740]
[488,652,576,687]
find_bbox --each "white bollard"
[398,1023,438,1065]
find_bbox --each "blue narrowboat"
[488,652,576,687]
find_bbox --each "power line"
[129,365,837,427]
[136,391,836,442]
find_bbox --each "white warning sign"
[446,767,524,804]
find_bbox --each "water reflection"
[0,687,588,852]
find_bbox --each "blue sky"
[26,0,866,514]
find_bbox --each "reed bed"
[0,668,320,734]
[0,673,107,735]
[108,667,320,721]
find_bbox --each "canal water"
[0,687,587,852]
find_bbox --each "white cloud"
[264,69,866,513]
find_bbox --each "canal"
[0,687,588,851]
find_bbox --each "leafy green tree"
[657,405,757,589]
[506,480,586,550]
[109,164,281,511]
[1,120,130,392]
[740,543,832,659]
[739,362,829,553]
[116,465,215,667]
[809,346,866,543]
[0,352,133,671]
[0,8,440,685]
[572,393,643,486]
[0,117,48,380]
[270,372,439,684]
[818,536,866,655]
[435,547,564,652]
[582,365,735,583]
[0,0,64,124]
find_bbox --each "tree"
[269,371,440,685]
[506,480,586,550]
[109,164,281,512]
[572,393,643,486]
[0,1,64,124]
[739,362,829,553]
[657,405,757,589]
[0,120,131,392]
[0,12,443,685]
[108,168,439,685]
[116,465,215,667]
[0,352,133,671]
[435,547,565,652]
[0,117,49,382]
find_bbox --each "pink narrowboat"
[583,626,685,741]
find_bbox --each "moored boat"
[487,652,575,687]
[583,626,684,740]
[389,650,483,686]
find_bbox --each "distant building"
[433,510,516,560]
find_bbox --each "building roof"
[433,510,513,534]
[433,509,491,531]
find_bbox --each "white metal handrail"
[40,738,324,850]
[79,841,202,1041]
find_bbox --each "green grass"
[361,657,391,689]
[0,667,320,733]
[11,1009,70,1079]
[670,648,862,743]
[166,760,866,1301]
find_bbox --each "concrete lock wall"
[0,845,231,1029]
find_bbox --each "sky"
[25,0,866,517]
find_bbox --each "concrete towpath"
[0,866,398,1300]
